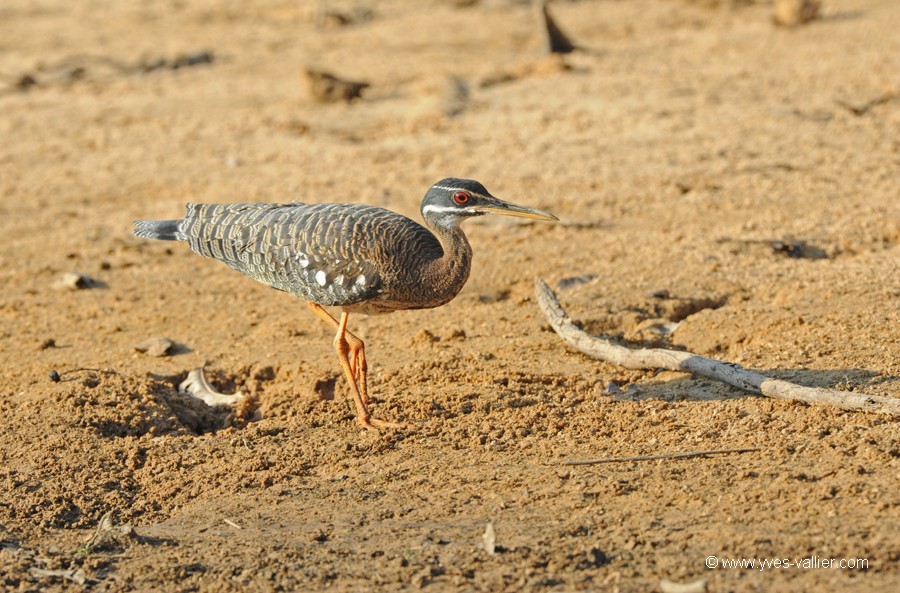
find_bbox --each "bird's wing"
[181,202,385,305]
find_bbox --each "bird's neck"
[421,224,473,307]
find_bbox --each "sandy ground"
[1,0,899,591]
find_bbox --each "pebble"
[53,272,97,290]
[773,0,821,27]
[134,337,174,357]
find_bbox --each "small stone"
[38,338,56,350]
[53,272,97,290]
[171,51,214,68]
[558,274,597,290]
[773,0,821,27]
[48,370,61,382]
[317,8,373,28]
[320,11,351,27]
[134,337,174,357]
[304,68,369,103]
[631,318,680,339]
[17,74,38,90]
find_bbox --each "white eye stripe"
[431,185,489,199]
[422,205,467,215]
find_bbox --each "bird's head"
[420,178,558,229]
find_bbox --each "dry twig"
[535,278,900,417]
[562,447,760,466]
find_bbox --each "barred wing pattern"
[178,202,398,307]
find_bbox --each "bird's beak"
[476,197,559,222]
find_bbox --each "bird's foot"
[357,416,404,431]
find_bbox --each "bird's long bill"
[476,197,559,222]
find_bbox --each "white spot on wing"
[356,274,367,287]
[315,270,327,286]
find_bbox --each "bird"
[133,178,558,429]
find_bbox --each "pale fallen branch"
[562,447,760,466]
[179,367,243,406]
[535,278,900,417]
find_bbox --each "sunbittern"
[134,179,557,429]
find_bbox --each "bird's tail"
[133,219,185,241]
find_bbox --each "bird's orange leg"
[306,302,368,401]
[306,302,400,430]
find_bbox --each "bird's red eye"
[453,191,470,205]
